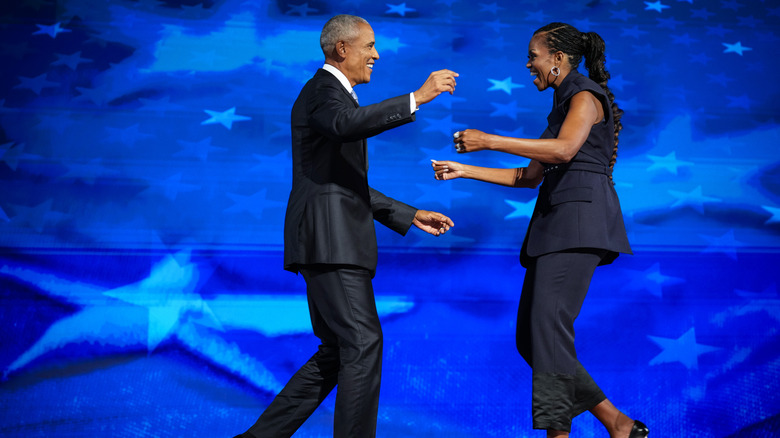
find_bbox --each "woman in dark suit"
[432,23,649,438]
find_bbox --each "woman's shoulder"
[561,71,604,100]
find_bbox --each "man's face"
[341,22,379,87]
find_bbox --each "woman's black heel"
[628,420,649,438]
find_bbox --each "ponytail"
[582,31,622,181]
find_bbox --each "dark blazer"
[284,68,418,275]
[521,71,632,267]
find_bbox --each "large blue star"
[644,1,670,13]
[32,22,71,38]
[377,36,408,54]
[1,253,414,392]
[386,3,416,16]
[623,263,685,298]
[722,41,752,55]
[286,3,318,17]
[52,51,91,70]
[762,205,780,225]
[504,199,535,220]
[668,186,722,213]
[699,229,743,260]
[646,152,694,175]
[487,77,524,95]
[648,327,720,370]
[201,107,252,130]
[0,253,277,392]
[14,74,59,95]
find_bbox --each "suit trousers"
[244,265,382,438]
[516,250,608,432]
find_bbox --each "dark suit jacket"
[521,71,632,267]
[284,68,418,275]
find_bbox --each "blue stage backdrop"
[1,0,779,437]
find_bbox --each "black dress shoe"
[629,420,649,438]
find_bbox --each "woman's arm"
[455,91,603,163]
[432,159,544,188]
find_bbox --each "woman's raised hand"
[431,159,465,181]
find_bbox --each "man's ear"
[330,42,346,61]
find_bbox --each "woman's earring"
[550,66,560,77]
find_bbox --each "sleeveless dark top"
[520,70,632,267]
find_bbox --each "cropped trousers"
[516,249,608,432]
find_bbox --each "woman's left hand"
[453,129,489,153]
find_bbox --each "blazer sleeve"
[307,80,415,142]
[369,187,417,236]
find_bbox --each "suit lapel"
[316,69,368,170]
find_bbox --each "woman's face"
[526,35,559,91]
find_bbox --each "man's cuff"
[409,92,418,113]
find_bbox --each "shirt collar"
[322,63,353,94]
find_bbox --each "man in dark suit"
[234,14,458,438]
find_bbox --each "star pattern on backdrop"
[623,263,686,298]
[762,205,780,224]
[286,3,317,17]
[487,77,524,95]
[722,41,752,55]
[644,1,671,13]
[646,151,694,174]
[0,0,779,435]
[386,3,416,17]
[668,186,722,213]
[1,253,416,390]
[32,22,71,38]
[504,199,536,220]
[648,327,721,370]
[699,229,743,260]
[201,107,252,130]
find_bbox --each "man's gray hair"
[320,14,368,56]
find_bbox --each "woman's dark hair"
[533,23,623,179]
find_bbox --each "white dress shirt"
[322,63,418,113]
